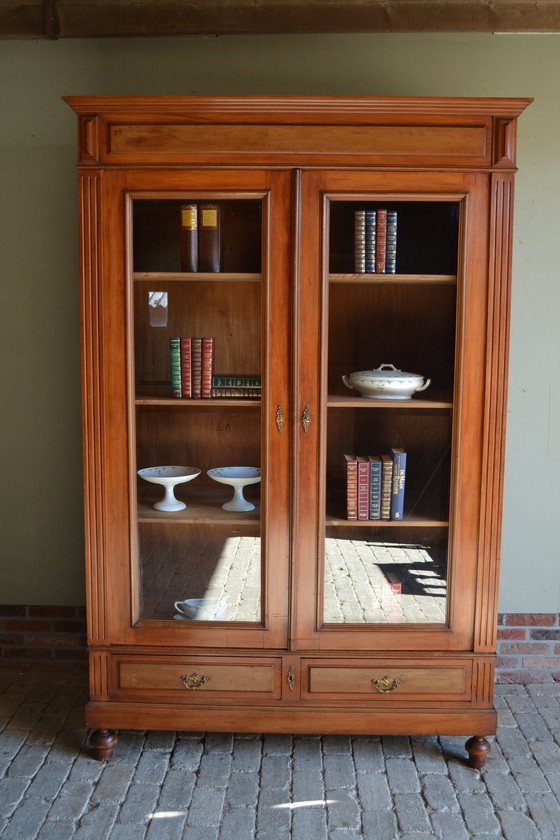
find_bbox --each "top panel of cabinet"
[64,95,532,169]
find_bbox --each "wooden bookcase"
[65,95,530,765]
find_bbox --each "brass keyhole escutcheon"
[275,405,284,435]
[180,672,210,691]
[371,675,400,694]
[287,665,295,693]
[301,405,311,433]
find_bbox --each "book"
[385,210,397,274]
[211,387,261,399]
[354,210,366,273]
[179,337,192,399]
[169,337,182,398]
[212,375,261,388]
[179,204,198,272]
[390,447,407,520]
[198,203,221,272]
[191,337,202,398]
[201,337,214,399]
[357,456,370,520]
[375,209,387,273]
[368,455,382,519]
[380,453,393,519]
[345,454,358,520]
[364,209,377,273]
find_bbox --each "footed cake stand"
[138,466,200,511]
[207,466,261,512]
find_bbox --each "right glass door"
[325,197,459,626]
[293,169,486,652]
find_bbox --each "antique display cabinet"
[65,95,530,765]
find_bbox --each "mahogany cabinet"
[64,95,530,765]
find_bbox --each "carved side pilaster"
[80,172,109,646]
[89,650,111,699]
[472,657,495,706]
[473,174,514,653]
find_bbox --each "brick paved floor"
[1,666,560,839]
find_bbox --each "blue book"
[390,448,407,520]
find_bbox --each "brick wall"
[496,613,560,684]
[0,605,87,666]
[1,606,559,681]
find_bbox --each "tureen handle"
[416,378,431,392]
[342,374,352,390]
[377,363,399,371]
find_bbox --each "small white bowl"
[138,465,200,511]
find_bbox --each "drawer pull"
[180,672,210,691]
[371,675,400,694]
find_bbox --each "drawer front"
[301,658,472,702]
[113,656,282,701]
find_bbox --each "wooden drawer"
[301,658,472,703]
[112,655,282,701]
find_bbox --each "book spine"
[169,337,182,398]
[390,448,407,520]
[198,203,221,272]
[364,209,377,273]
[201,337,214,399]
[345,455,358,521]
[180,337,192,399]
[354,210,366,273]
[375,208,387,274]
[368,455,382,520]
[211,387,261,399]
[179,204,198,272]
[380,454,393,519]
[386,210,397,274]
[357,457,370,521]
[211,375,261,388]
[191,337,202,399]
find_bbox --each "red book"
[357,456,370,521]
[375,208,387,273]
[201,337,214,399]
[180,337,192,398]
[345,454,358,520]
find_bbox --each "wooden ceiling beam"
[2,0,560,39]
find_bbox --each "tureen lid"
[354,363,423,379]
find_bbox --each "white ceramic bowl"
[342,363,431,400]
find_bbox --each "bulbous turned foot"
[465,735,491,768]
[90,728,118,760]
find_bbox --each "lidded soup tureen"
[342,363,431,400]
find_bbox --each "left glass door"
[121,171,292,649]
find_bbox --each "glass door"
[293,169,486,652]
[120,170,292,649]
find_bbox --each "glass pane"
[324,199,459,625]
[131,197,263,623]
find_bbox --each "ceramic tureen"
[342,363,431,400]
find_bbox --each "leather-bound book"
[180,204,198,272]
[198,203,221,272]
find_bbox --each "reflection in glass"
[323,535,447,624]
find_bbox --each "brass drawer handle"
[371,675,400,694]
[301,405,311,434]
[180,672,210,691]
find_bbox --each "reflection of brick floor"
[140,535,446,625]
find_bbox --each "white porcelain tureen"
[342,363,431,400]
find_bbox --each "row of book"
[354,209,397,274]
[180,203,222,273]
[170,337,261,399]
[345,448,407,521]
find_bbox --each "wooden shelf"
[134,272,261,282]
[329,273,456,285]
[136,396,261,407]
[328,394,452,409]
[327,514,448,528]
[137,488,261,524]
